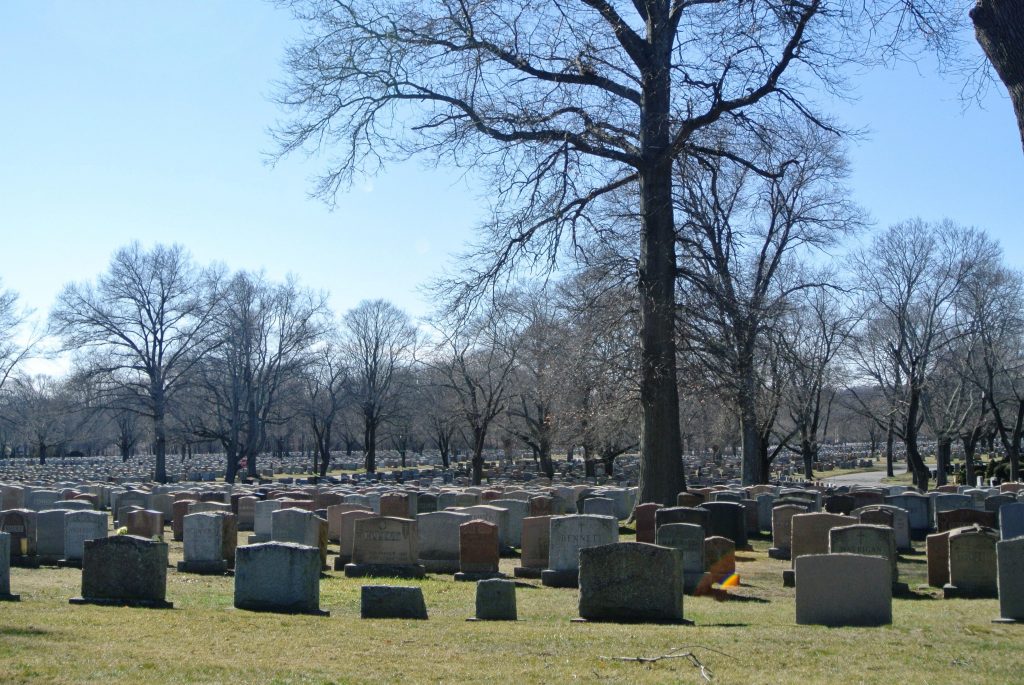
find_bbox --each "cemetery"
[3,0,1024,682]
[1,467,1023,683]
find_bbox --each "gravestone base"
[419,559,460,574]
[0,592,20,602]
[37,555,63,567]
[540,569,579,588]
[513,566,543,579]
[783,569,795,587]
[943,583,997,599]
[343,563,426,579]
[360,585,428,619]
[768,547,791,560]
[235,601,329,617]
[57,559,83,569]
[247,534,270,544]
[177,560,229,575]
[10,556,40,569]
[70,596,173,609]
[332,555,351,571]
[992,617,1019,624]
[454,571,506,582]
[570,617,693,625]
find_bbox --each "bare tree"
[301,328,351,477]
[50,243,222,482]
[424,300,520,485]
[780,286,855,479]
[849,220,996,489]
[192,271,327,482]
[674,125,860,484]
[960,262,1024,480]
[269,0,878,505]
[0,281,39,397]
[342,299,417,473]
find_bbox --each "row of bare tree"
[0,216,1020,492]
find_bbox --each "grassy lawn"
[1,530,1017,684]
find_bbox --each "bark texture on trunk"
[972,0,1024,152]
[635,5,684,508]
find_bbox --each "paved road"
[821,470,899,488]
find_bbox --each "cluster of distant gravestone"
[1,477,1022,626]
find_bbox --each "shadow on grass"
[0,626,52,637]
[696,622,751,628]
[894,586,940,600]
[735,555,757,562]
[900,556,926,564]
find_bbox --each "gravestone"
[756,494,776,533]
[577,542,684,623]
[995,538,1024,622]
[0,532,18,601]
[515,515,551,579]
[179,512,236,574]
[542,514,619,588]
[0,509,38,564]
[360,585,428,619]
[236,496,258,531]
[633,503,660,543]
[582,497,616,518]
[489,499,529,547]
[417,494,438,514]
[937,508,996,533]
[234,542,327,616]
[985,494,1016,515]
[327,504,373,542]
[655,506,708,532]
[829,524,898,585]
[473,578,517,621]
[36,509,70,564]
[784,513,857,587]
[417,510,473,573]
[933,491,970,528]
[926,531,951,587]
[334,510,377,568]
[944,526,998,599]
[345,517,425,579]
[528,495,554,517]
[456,519,503,581]
[458,505,512,550]
[171,499,197,541]
[62,511,108,567]
[886,493,930,539]
[703,536,736,580]
[701,501,748,548]
[794,554,891,626]
[70,535,171,608]
[379,493,409,518]
[126,509,163,539]
[824,494,856,515]
[676,492,704,508]
[769,505,805,560]
[271,508,327,569]
[999,502,1024,541]
[248,499,281,544]
[655,523,704,592]
[854,505,912,552]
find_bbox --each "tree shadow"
[0,626,52,637]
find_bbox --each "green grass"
[1,532,1018,684]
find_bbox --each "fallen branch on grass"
[599,645,733,682]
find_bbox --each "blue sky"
[1,1,1021,339]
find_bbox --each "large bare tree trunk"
[152,385,168,484]
[972,0,1024,152]
[636,15,684,506]
[904,390,930,490]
